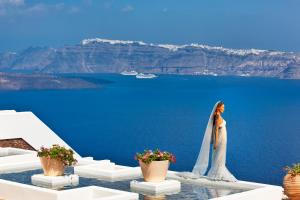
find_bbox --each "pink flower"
[170,155,176,163]
[134,149,176,164]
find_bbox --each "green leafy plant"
[37,144,77,166]
[284,163,300,177]
[135,149,176,164]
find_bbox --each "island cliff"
[1,38,299,79]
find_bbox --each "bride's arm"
[214,115,221,150]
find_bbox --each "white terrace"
[0,110,283,200]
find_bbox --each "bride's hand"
[214,144,218,150]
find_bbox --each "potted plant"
[37,144,77,176]
[135,149,176,182]
[283,163,300,200]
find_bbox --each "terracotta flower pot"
[139,160,169,182]
[40,157,65,176]
[283,174,300,200]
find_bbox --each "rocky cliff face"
[1,38,300,79]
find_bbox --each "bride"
[192,101,237,182]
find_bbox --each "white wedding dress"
[206,119,237,181]
[190,101,237,182]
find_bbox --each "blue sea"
[1,74,300,186]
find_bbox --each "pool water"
[0,168,248,200]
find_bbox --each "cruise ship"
[120,70,138,76]
[136,73,157,79]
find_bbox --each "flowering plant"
[135,149,176,164]
[284,163,300,177]
[37,144,77,166]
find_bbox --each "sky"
[0,0,300,52]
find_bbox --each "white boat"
[202,70,218,76]
[120,70,138,76]
[136,73,157,79]
[239,73,250,77]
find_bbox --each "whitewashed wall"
[0,111,80,157]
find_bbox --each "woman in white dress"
[192,101,237,182]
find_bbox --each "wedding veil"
[192,101,221,176]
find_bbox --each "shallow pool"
[0,168,248,200]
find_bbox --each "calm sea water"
[0,74,300,186]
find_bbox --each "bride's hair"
[213,102,224,125]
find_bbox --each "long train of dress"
[178,119,237,182]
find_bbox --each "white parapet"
[0,179,139,200]
[0,148,41,174]
[31,174,79,189]
[130,180,181,195]
[57,186,139,200]
[0,110,16,113]
[76,158,111,166]
[74,162,142,181]
[0,147,33,157]
[210,185,283,200]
